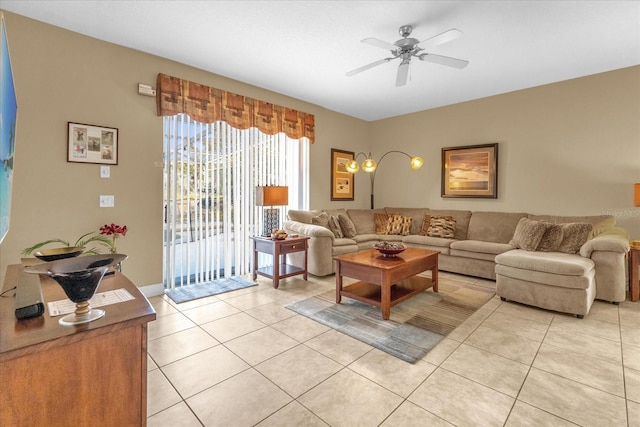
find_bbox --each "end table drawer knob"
[292,245,296,249]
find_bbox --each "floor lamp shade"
[635,183,640,207]
[256,186,289,236]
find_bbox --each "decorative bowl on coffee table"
[25,254,127,325]
[373,242,406,258]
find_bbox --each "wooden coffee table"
[334,248,439,320]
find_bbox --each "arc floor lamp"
[345,150,424,209]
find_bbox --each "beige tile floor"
[146,272,640,427]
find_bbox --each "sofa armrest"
[283,221,334,239]
[579,228,630,258]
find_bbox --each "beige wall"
[1,11,638,287]
[367,66,640,239]
[0,11,370,286]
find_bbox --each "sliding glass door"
[162,114,308,289]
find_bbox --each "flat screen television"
[0,14,18,245]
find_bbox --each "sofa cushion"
[496,264,594,290]
[419,214,432,236]
[427,216,455,238]
[287,209,323,224]
[495,249,595,276]
[311,212,329,228]
[386,214,412,235]
[537,222,563,252]
[427,209,471,240]
[346,209,385,235]
[333,237,357,247]
[557,222,593,254]
[528,214,615,238]
[328,215,344,238]
[467,211,528,244]
[338,213,357,238]
[374,212,389,234]
[450,240,515,255]
[403,235,454,254]
[510,218,548,251]
[384,207,428,235]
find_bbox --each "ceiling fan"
[346,25,469,87]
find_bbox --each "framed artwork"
[441,143,498,198]
[68,122,118,165]
[331,148,354,201]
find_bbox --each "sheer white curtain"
[163,114,309,289]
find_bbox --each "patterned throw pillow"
[558,223,593,254]
[509,218,547,251]
[419,214,432,236]
[338,214,357,238]
[374,213,389,235]
[385,214,412,236]
[427,216,456,239]
[536,222,564,252]
[328,215,344,238]
[311,213,329,229]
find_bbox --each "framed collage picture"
[441,143,498,198]
[331,148,354,201]
[68,122,118,165]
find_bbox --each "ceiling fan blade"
[420,28,463,49]
[362,37,398,51]
[395,60,410,87]
[419,53,469,69]
[346,57,394,76]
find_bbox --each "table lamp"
[256,186,288,236]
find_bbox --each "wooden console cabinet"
[0,264,156,426]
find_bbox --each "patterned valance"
[156,73,315,143]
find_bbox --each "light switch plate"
[100,166,110,178]
[99,195,114,207]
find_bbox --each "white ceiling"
[3,1,639,121]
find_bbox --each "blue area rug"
[286,282,494,364]
[165,277,257,304]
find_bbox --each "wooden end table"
[251,235,309,288]
[630,244,639,302]
[334,248,439,320]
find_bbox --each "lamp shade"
[256,186,288,206]
[635,183,640,207]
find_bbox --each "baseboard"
[139,283,164,298]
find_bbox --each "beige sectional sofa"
[283,207,630,317]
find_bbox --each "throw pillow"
[558,222,593,254]
[536,222,564,252]
[419,214,432,236]
[328,215,344,238]
[337,213,357,238]
[374,213,389,235]
[427,216,456,239]
[311,213,330,229]
[385,214,412,236]
[509,218,547,251]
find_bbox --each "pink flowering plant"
[22,223,128,256]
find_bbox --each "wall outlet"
[99,195,114,207]
[100,166,110,178]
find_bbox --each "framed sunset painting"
[441,143,498,198]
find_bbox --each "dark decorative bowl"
[373,243,406,258]
[25,254,127,302]
[34,246,85,262]
[25,254,128,325]
[375,248,406,258]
